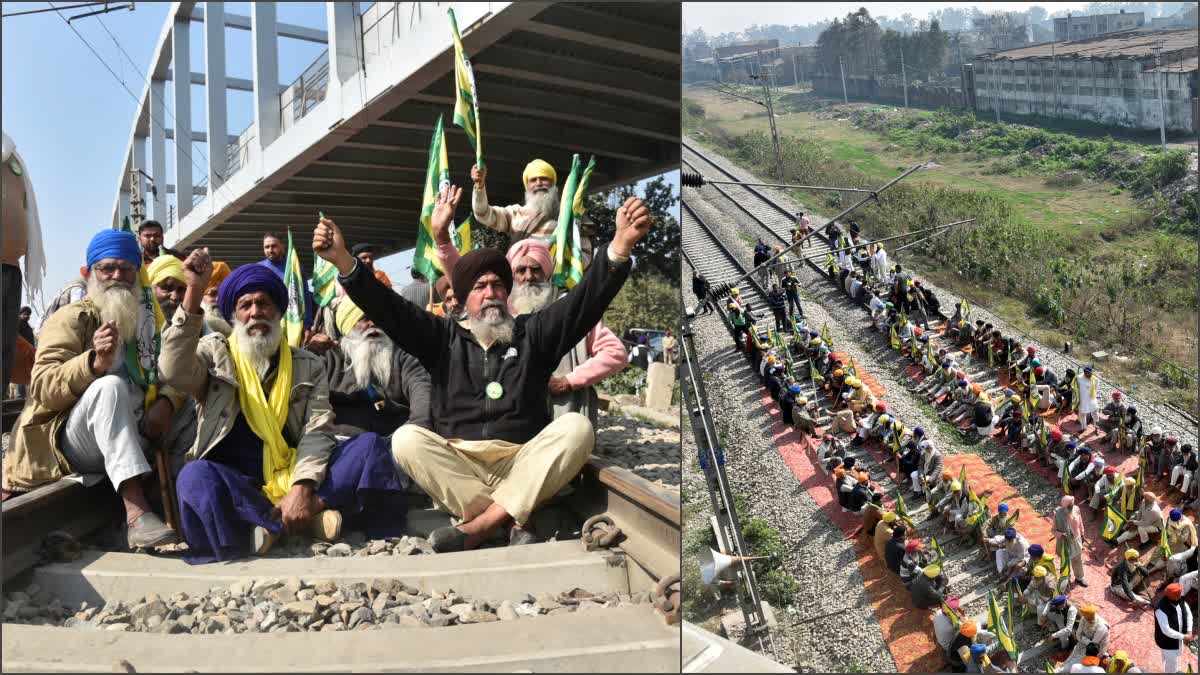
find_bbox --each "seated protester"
[764,363,786,401]
[1117,490,1163,546]
[1069,644,1106,674]
[1065,605,1110,671]
[933,596,962,651]
[973,394,998,436]
[1169,444,1197,497]
[321,187,650,553]
[836,467,855,512]
[980,502,1011,562]
[1150,509,1198,576]
[1043,429,1070,469]
[1057,367,1077,413]
[898,438,922,485]
[1101,651,1143,674]
[1110,548,1153,607]
[868,290,887,326]
[779,383,800,425]
[928,470,955,512]
[822,438,849,474]
[862,492,886,536]
[885,523,908,573]
[996,527,1029,583]
[874,512,897,558]
[311,298,433,437]
[911,438,944,498]
[855,402,888,446]
[937,481,970,531]
[848,471,874,513]
[1087,467,1121,512]
[1002,403,1026,447]
[1041,594,1079,650]
[2,231,197,549]
[160,259,407,563]
[1070,455,1104,501]
[1143,431,1169,478]
[899,539,928,587]
[1023,565,1056,616]
[794,396,821,438]
[1113,406,1142,454]
[912,562,947,609]
[470,160,566,245]
[200,261,233,336]
[846,377,874,414]
[1101,391,1127,435]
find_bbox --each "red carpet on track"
[754,349,1197,673]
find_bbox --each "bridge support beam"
[326,2,363,111]
[172,16,193,220]
[251,2,281,153]
[150,79,167,223]
[205,1,229,191]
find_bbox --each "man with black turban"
[159,254,408,563]
[314,184,652,553]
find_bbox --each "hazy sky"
[684,2,1094,35]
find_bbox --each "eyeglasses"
[93,262,137,276]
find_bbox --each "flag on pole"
[939,594,962,630]
[550,154,595,290]
[311,254,338,308]
[281,230,306,348]
[889,324,900,350]
[1043,659,1056,674]
[895,491,915,528]
[958,464,969,496]
[1006,508,1020,528]
[931,535,946,563]
[960,298,970,321]
[987,590,1020,662]
[821,322,832,346]
[1101,503,1126,543]
[1056,537,1072,593]
[1060,459,1071,494]
[413,115,472,283]
[1160,517,1172,561]
[846,357,858,378]
[448,8,481,166]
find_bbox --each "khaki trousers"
[391,413,594,526]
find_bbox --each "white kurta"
[1076,374,1099,414]
[872,249,889,279]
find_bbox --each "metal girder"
[473,44,679,109]
[189,6,328,44]
[163,129,241,145]
[165,185,208,196]
[521,4,680,64]
[166,68,288,94]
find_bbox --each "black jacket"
[339,243,630,444]
[322,346,432,437]
[885,537,906,573]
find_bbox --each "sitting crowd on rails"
[1,159,653,564]
[708,218,1197,672]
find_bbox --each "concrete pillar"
[172,17,193,219]
[326,1,362,106]
[150,79,167,223]
[131,136,146,224]
[119,189,131,227]
[204,1,229,190]
[251,2,281,151]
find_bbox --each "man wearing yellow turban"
[201,261,233,336]
[320,297,431,438]
[147,254,187,323]
[469,159,562,243]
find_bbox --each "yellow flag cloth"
[228,333,298,505]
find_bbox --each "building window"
[1144,88,1157,98]
[1015,83,1027,91]
[1002,83,1013,91]
[1123,88,1137,101]
[1167,89,1179,100]
[1014,68,1026,76]
[1060,85,1074,94]
[1078,86,1093,95]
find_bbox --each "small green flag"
[448,7,482,166]
[987,589,1020,662]
[550,154,595,290]
[281,230,306,348]
[311,255,338,308]
[413,114,471,283]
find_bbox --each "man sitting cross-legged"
[159,254,408,563]
[2,230,195,549]
[315,185,652,552]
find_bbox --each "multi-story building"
[972,29,1198,133]
[1053,10,1145,42]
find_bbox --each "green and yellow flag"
[889,324,900,350]
[413,115,472,283]
[939,594,962,630]
[281,230,306,348]
[448,8,481,166]
[958,464,969,496]
[895,491,915,529]
[550,154,595,290]
[1060,458,1071,494]
[1160,518,1172,561]
[821,322,832,346]
[931,535,946,563]
[987,589,1020,662]
[1101,503,1126,543]
[809,362,824,384]
[1043,659,1056,674]
[1056,536,1072,593]
[1006,508,1021,528]
[311,251,338,308]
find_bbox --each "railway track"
[2,456,684,671]
[681,141,1150,669]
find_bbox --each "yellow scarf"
[228,333,297,504]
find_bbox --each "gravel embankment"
[593,408,680,489]
[2,580,650,633]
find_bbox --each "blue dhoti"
[175,415,408,564]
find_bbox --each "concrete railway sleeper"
[1,457,683,672]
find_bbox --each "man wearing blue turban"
[158,251,409,563]
[3,229,197,551]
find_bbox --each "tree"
[584,175,680,280]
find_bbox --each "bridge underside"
[168,2,680,269]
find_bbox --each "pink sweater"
[436,242,627,389]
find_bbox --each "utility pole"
[758,70,785,181]
[839,54,849,103]
[1154,41,1167,150]
[792,52,798,89]
[128,166,147,230]
[900,47,909,109]
[991,50,1001,124]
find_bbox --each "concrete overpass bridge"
[113,2,680,269]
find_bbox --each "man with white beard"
[200,260,232,336]
[2,230,195,550]
[470,159,563,244]
[314,297,431,437]
[435,236,626,425]
[159,259,410,563]
[316,184,652,553]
